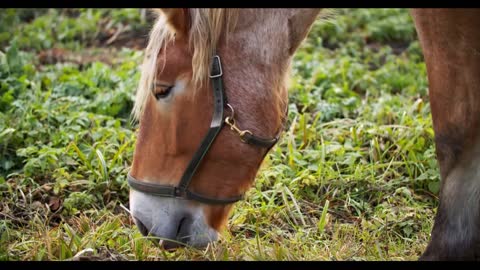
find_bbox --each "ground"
[0,9,438,260]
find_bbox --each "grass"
[0,8,438,261]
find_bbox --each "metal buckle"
[209,55,223,78]
[173,186,182,197]
[224,106,253,144]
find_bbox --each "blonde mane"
[132,9,239,121]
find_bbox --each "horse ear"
[152,8,189,38]
[288,9,320,54]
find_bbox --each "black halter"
[127,55,282,205]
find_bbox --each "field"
[0,9,438,260]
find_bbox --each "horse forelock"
[132,9,239,121]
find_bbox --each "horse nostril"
[161,217,189,250]
[162,240,185,250]
[176,217,186,236]
[133,217,149,236]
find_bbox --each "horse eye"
[154,85,173,100]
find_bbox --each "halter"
[127,55,283,205]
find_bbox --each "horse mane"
[132,9,239,121]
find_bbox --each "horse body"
[412,9,480,260]
[128,8,480,260]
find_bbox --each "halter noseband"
[127,55,283,205]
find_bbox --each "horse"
[126,8,480,260]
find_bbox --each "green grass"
[0,8,438,261]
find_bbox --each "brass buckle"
[224,104,253,143]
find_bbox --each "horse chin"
[129,189,219,249]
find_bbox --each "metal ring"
[225,116,235,126]
[226,103,235,119]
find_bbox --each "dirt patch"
[91,26,149,51]
[367,40,410,55]
[36,25,151,68]
[68,247,129,261]
[86,10,156,50]
[37,47,116,67]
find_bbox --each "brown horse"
[127,8,480,260]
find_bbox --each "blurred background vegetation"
[0,9,437,260]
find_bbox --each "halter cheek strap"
[127,55,284,205]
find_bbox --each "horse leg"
[410,8,480,260]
